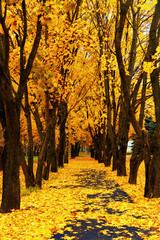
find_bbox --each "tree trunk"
[71,144,75,159]
[24,86,34,176]
[64,147,69,163]
[117,100,129,176]
[145,140,160,198]
[32,104,44,143]
[90,145,94,158]
[129,74,147,184]
[112,146,118,171]
[36,91,51,187]
[103,134,112,167]
[95,149,101,161]
[43,118,57,178]
[145,66,160,197]
[58,119,66,167]
[128,138,142,184]
[93,130,103,163]
[50,121,57,173]
[104,152,112,167]
[129,154,143,184]
[36,129,50,187]
[58,100,67,167]
[64,126,69,163]
[43,140,51,180]
[20,143,35,188]
[1,101,20,212]
[64,140,69,163]
[104,70,118,171]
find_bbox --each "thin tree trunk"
[24,85,34,181]
[36,91,51,187]
[104,69,118,171]
[64,129,69,163]
[58,100,67,167]
[36,128,50,187]
[20,143,35,187]
[58,119,66,167]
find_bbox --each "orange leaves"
[71,211,77,217]
[50,226,57,232]
[6,0,19,5]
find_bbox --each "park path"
[0,157,160,239]
[50,157,160,240]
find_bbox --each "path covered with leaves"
[0,157,160,239]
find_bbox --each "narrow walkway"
[51,158,160,240]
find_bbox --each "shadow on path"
[51,168,159,239]
[52,219,152,240]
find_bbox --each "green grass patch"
[21,184,40,197]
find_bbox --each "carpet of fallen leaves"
[0,156,159,239]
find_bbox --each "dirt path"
[50,158,160,240]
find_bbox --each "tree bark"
[43,140,52,180]
[24,85,35,183]
[1,100,20,212]
[36,127,50,187]
[58,100,67,167]
[50,118,57,173]
[144,0,160,197]
[43,117,57,179]
[103,133,112,167]
[129,73,147,184]
[104,70,118,170]
[145,67,160,197]
[128,139,143,184]
[36,91,51,187]
[20,143,35,188]
[117,99,129,176]
[64,125,69,163]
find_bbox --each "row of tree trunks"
[0,0,42,212]
[115,0,160,198]
[36,92,58,188]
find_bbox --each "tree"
[0,0,42,212]
[115,0,160,197]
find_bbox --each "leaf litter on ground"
[0,157,159,239]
